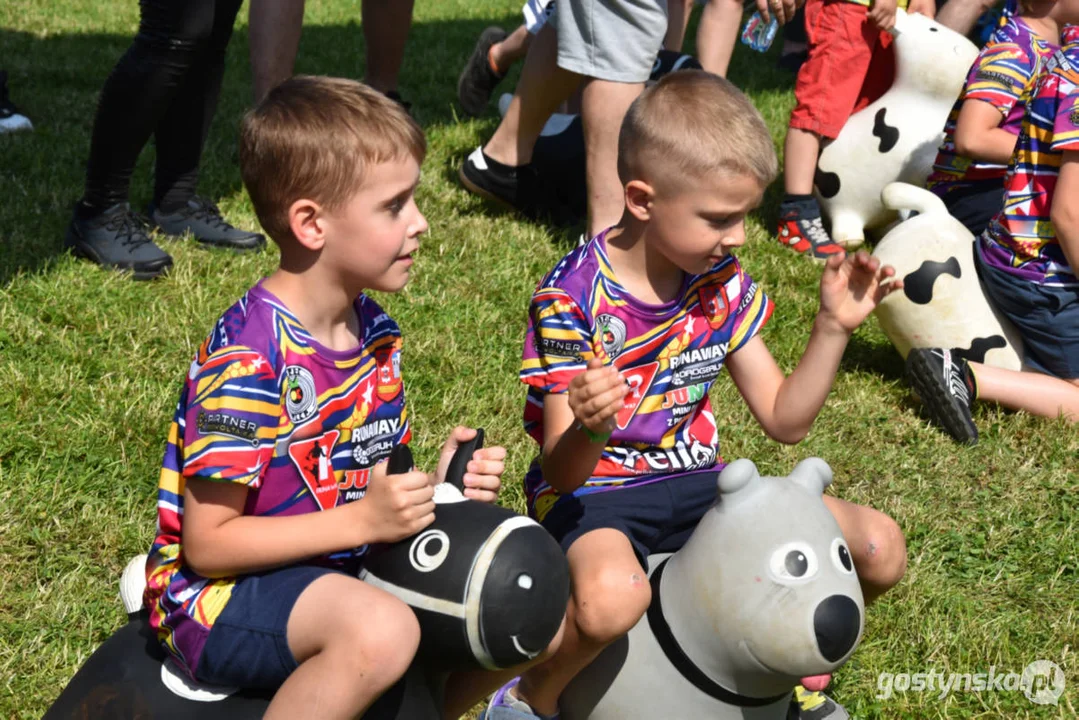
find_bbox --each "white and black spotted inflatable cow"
[872,182,1024,370]
[560,458,865,720]
[815,10,979,247]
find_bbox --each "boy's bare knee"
[331,595,419,681]
[573,568,652,643]
[858,516,907,590]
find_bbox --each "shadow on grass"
[0,10,522,284]
[842,332,905,380]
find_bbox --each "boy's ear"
[288,198,327,252]
[624,180,655,222]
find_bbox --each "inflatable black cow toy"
[43,432,570,719]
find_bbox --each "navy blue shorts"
[940,181,1004,238]
[540,470,720,565]
[196,565,344,689]
[975,245,1079,379]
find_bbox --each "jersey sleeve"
[181,347,281,487]
[963,42,1035,117]
[520,287,596,394]
[726,262,774,355]
[1050,76,1079,152]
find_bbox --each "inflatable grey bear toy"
[560,458,865,720]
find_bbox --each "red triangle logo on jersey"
[288,430,341,511]
[616,362,659,430]
[698,284,730,330]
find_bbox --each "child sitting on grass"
[926,0,1063,236]
[487,70,909,720]
[907,23,1079,444]
[142,76,548,719]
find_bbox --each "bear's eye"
[831,537,855,574]
[769,543,818,583]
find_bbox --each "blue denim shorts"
[540,470,720,565]
[196,565,344,689]
[976,246,1079,379]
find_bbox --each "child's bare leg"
[513,529,651,716]
[249,0,305,103]
[784,127,821,195]
[493,25,536,73]
[485,24,580,166]
[362,0,415,95]
[664,0,697,52]
[696,0,743,77]
[581,79,645,237]
[267,574,420,720]
[441,620,566,719]
[971,362,1079,420]
[822,496,907,605]
[936,0,997,35]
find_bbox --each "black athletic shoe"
[149,196,265,251]
[383,90,412,114]
[459,146,538,218]
[0,70,33,133]
[457,27,508,117]
[905,347,979,445]
[66,203,173,280]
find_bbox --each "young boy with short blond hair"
[144,76,516,719]
[486,70,909,720]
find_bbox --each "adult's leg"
[268,573,420,719]
[822,496,908,605]
[696,0,743,77]
[510,529,651,717]
[664,0,697,51]
[79,0,217,215]
[153,0,244,212]
[362,0,415,95]
[493,24,536,71]
[580,78,644,236]
[249,0,304,104]
[484,24,580,166]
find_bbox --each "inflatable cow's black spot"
[872,108,900,153]
[955,335,1008,364]
[814,169,841,199]
[902,257,962,305]
[44,432,570,719]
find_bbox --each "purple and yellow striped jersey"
[519,232,773,522]
[927,18,1056,196]
[980,26,1079,287]
[145,281,410,679]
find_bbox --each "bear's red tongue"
[800,674,831,692]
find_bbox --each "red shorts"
[790,0,896,140]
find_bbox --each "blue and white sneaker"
[480,678,559,720]
[0,70,32,134]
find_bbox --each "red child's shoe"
[777,206,845,261]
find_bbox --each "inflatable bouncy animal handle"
[561,458,864,720]
[362,435,571,671]
[872,182,1024,370]
[815,10,979,248]
[43,434,570,719]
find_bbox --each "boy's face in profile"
[320,156,427,293]
[644,171,764,275]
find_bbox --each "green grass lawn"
[1,1,1076,718]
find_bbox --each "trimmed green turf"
[1,1,1076,718]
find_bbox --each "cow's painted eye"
[517,573,533,590]
[409,529,450,572]
[769,543,818,583]
[832,537,854,574]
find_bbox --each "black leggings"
[79,0,243,216]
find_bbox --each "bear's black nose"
[813,595,861,662]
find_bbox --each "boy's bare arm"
[955,99,1019,165]
[1051,151,1079,272]
[540,359,629,494]
[182,463,435,578]
[728,251,902,444]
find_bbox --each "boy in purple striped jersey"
[487,70,909,720]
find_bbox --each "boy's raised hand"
[568,358,629,436]
[433,426,506,504]
[356,461,435,543]
[869,0,898,31]
[818,250,904,334]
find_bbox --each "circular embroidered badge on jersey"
[284,365,318,426]
[1071,105,1079,128]
[596,314,627,358]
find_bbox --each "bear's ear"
[716,458,759,496]
[789,458,833,495]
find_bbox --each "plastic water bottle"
[741,11,779,52]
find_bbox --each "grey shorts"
[556,0,668,83]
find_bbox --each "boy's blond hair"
[618,71,778,192]
[239,76,426,245]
